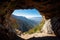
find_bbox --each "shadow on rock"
[0,26,24,40]
[28,36,60,40]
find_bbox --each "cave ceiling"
[0,0,60,19]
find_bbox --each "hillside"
[11,15,42,32]
[28,17,42,24]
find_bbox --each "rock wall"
[41,19,54,34]
[51,17,60,36]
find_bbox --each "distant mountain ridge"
[11,15,42,32]
[28,17,42,24]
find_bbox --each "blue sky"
[12,9,42,18]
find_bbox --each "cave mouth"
[11,8,43,33]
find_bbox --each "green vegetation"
[25,19,45,34]
[12,23,19,29]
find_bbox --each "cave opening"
[11,8,43,34]
[0,0,60,40]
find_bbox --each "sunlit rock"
[41,19,54,34]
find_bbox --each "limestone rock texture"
[0,0,60,40]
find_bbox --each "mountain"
[28,17,42,24]
[11,15,42,32]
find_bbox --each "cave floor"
[18,33,56,40]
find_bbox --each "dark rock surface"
[0,14,24,40]
[0,26,24,40]
[28,36,60,40]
